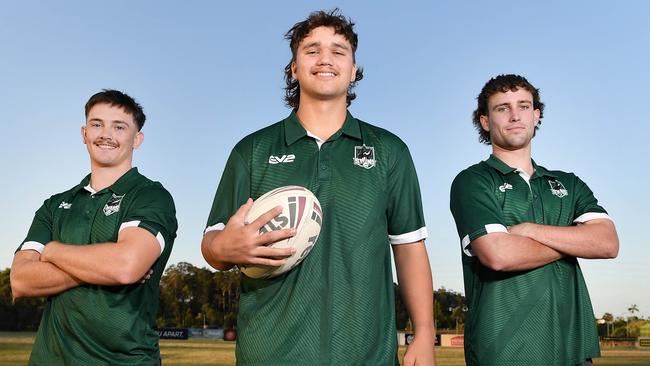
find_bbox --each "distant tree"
[0,268,45,331]
[433,287,466,330]
[394,283,409,330]
[393,285,466,332]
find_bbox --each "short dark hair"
[85,89,146,131]
[472,74,545,145]
[283,8,364,109]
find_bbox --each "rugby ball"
[241,186,323,279]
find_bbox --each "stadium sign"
[639,337,650,349]
[157,328,188,340]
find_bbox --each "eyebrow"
[88,118,129,126]
[492,100,532,110]
[301,41,351,51]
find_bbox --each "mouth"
[507,126,526,132]
[95,141,118,149]
[313,71,337,77]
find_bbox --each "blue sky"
[1,1,648,319]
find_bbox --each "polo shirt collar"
[485,155,557,179]
[72,168,141,196]
[284,110,362,146]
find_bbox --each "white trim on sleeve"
[461,235,473,256]
[573,212,612,224]
[119,220,141,231]
[204,223,225,235]
[389,226,428,245]
[461,224,508,257]
[485,223,508,234]
[119,220,164,254]
[20,241,45,254]
[155,232,165,254]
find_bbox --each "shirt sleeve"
[450,169,508,256]
[119,184,178,256]
[17,199,54,254]
[386,146,427,245]
[572,175,611,223]
[205,146,251,234]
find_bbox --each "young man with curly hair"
[450,74,619,366]
[202,9,435,366]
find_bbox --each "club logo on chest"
[353,145,376,169]
[103,194,125,216]
[548,179,568,198]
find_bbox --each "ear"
[81,126,88,145]
[479,115,490,132]
[534,108,541,127]
[133,131,144,149]
[291,61,297,80]
[350,64,357,83]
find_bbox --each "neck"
[89,164,132,192]
[492,144,534,176]
[296,97,348,141]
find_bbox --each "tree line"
[1,262,644,336]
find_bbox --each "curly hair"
[85,89,146,131]
[283,8,364,109]
[472,74,545,145]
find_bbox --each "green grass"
[1,332,650,365]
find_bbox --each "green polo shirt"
[450,155,610,366]
[18,168,177,366]
[206,111,427,365]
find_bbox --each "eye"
[496,106,508,113]
[91,122,102,128]
[115,125,126,131]
[520,105,530,110]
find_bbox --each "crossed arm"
[472,218,619,272]
[11,227,160,299]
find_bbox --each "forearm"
[472,233,564,272]
[510,219,619,259]
[41,240,151,286]
[201,230,235,271]
[393,242,435,337]
[11,251,83,298]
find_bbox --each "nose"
[510,109,521,122]
[317,50,333,66]
[99,125,114,139]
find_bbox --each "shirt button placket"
[319,143,330,181]
[532,181,544,224]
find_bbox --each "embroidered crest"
[548,179,568,198]
[103,194,125,216]
[353,145,376,169]
[498,183,513,192]
[58,202,72,209]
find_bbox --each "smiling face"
[479,88,541,151]
[81,103,143,171]
[290,26,357,106]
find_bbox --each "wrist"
[411,325,435,338]
[40,241,59,262]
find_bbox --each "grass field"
[1,332,650,365]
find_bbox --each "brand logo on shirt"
[498,183,513,192]
[268,154,295,164]
[103,194,125,216]
[548,179,568,198]
[353,145,376,169]
[58,202,72,209]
